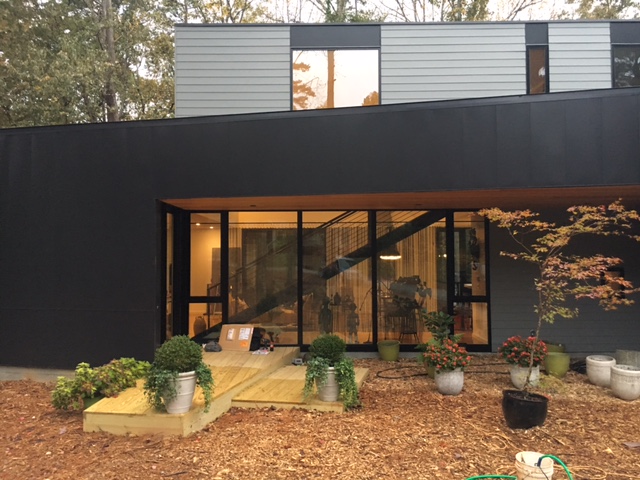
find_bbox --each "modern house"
[1,21,640,374]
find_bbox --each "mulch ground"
[1,355,640,480]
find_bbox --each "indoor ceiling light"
[379,244,401,261]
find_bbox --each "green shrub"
[309,334,346,366]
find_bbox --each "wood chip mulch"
[2,355,640,479]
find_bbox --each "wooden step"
[83,347,300,436]
[232,365,369,413]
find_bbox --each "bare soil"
[2,356,640,480]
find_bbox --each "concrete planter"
[434,368,464,395]
[586,355,616,387]
[615,349,640,368]
[509,365,540,389]
[610,364,640,401]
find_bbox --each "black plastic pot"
[502,389,548,429]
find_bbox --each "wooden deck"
[83,348,369,436]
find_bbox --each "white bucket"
[515,451,554,480]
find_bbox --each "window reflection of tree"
[614,46,640,88]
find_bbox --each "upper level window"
[613,45,640,88]
[292,49,379,111]
[527,46,548,94]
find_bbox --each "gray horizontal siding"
[380,24,527,104]
[489,212,640,354]
[175,26,291,117]
[549,23,612,93]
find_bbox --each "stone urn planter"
[434,368,464,395]
[586,355,616,387]
[610,364,640,401]
[509,365,540,389]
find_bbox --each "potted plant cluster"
[498,335,547,389]
[51,358,150,411]
[303,334,359,409]
[418,310,463,378]
[421,338,471,395]
[144,335,214,414]
[481,200,640,428]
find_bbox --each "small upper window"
[613,45,640,88]
[292,49,379,111]
[527,46,548,95]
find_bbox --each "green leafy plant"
[498,336,547,368]
[480,200,640,389]
[303,334,359,409]
[421,310,463,345]
[143,335,215,413]
[51,358,150,411]
[421,339,472,372]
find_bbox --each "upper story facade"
[175,21,640,118]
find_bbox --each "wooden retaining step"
[232,365,369,413]
[83,347,300,437]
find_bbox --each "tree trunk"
[102,0,119,122]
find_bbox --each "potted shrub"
[481,201,640,428]
[51,358,150,411]
[303,334,359,409]
[418,310,463,378]
[498,335,547,388]
[421,338,471,395]
[143,335,214,414]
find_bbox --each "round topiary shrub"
[309,334,346,366]
[153,335,203,373]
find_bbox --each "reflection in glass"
[292,50,379,110]
[302,212,371,345]
[228,212,298,345]
[376,211,446,345]
[613,45,640,88]
[527,46,548,94]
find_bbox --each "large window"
[292,49,379,110]
[177,208,491,350]
[377,211,446,345]
[613,45,640,88]
[228,212,299,345]
[302,211,372,345]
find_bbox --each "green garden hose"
[466,476,517,479]
[538,454,575,480]
[465,453,575,480]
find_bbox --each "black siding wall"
[1,88,639,369]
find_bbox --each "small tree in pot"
[481,200,640,388]
[144,335,214,413]
[303,334,359,409]
[481,200,640,427]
